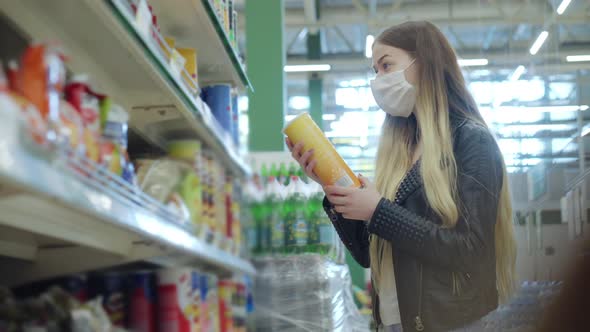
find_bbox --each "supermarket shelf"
[0,0,250,176]
[148,0,251,89]
[0,105,254,286]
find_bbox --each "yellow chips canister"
[283,112,361,187]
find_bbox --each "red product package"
[5,60,18,91]
[218,280,234,332]
[18,44,66,144]
[65,75,101,131]
[65,75,101,162]
[129,271,157,332]
[157,268,201,332]
[18,44,65,123]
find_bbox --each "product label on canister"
[294,219,308,245]
[335,174,355,187]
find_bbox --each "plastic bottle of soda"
[285,176,308,254]
[243,181,258,254]
[268,177,285,255]
[314,186,334,256]
[270,163,279,179]
[260,164,269,185]
[288,163,298,178]
[251,189,265,255]
[304,181,318,254]
[296,166,308,184]
[278,162,288,186]
[261,176,282,254]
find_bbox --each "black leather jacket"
[324,117,504,331]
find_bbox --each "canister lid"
[281,111,311,134]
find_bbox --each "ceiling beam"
[282,1,589,29]
[286,44,590,75]
[390,0,404,15]
[303,0,319,34]
[351,0,368,15]
[287,28,307,53]
[333,26,357,53]
[483,26,497,50]
[368,0,377,18]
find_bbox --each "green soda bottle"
[244,182,258,254]
[306,183,321,254]
[314,187,334,256]
[278,162,288,186]
[260,163,269,185]
[297,167,308,184]
[287,163,298,185]
[279,183,292,255]
[268,177,285,254]
[283,177,295,254]
[251,194,265,255]
[270,163,279,179]
[261,176,280,254]
[285,176,308,254]
[288,163,297,177]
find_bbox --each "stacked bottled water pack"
[252,254,369,332]
[453,281,562,332]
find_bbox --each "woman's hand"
[285,138,321,184]
[324,175,382,221]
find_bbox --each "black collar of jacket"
[393,113,470,205]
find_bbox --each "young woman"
[287,21,516,332]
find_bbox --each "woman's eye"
[382,63,390,71]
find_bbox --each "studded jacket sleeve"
[367,124,503,270]
[324,197,370,268]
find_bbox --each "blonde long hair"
[370,21,516,303]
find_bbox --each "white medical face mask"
[370,60,416,117]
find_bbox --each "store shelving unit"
[0,0,250,176]
[146,0,250,89]
[0,0,254,286]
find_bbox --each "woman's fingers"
[286,140,322,184]
[334,205,348,214]
[324,185,354,196]
[285,138,294,151]
[305,159,317,176]
[298,148,314,168]
[327,194,348,206]
[291,142,304,159]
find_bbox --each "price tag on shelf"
[135,0,152,40]
[169,49,186,81]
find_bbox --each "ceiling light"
[284,64,331,72]
[509,65,526,81]
[556,0,572,15]
[365,35,375,58]
[566,55,590,62]
[458,58,489,67]
[497,105,589,113]
[529,31,549,55]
